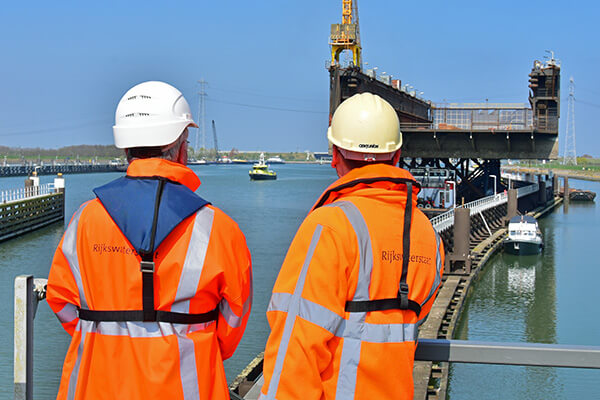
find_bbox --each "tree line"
[0,145,122,160]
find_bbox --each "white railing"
[0,183,55,204]
[430,208,457,233]
[517,183,539,198]
[431,178,544,233]
[431,192,508,233]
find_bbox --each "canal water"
[1,168,598,398]
[449,179,600,399]
[0,164,337,399]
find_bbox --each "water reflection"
[449,181,600,399]
[450,217,559,398]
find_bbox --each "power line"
[575,99,600,109]
[577,87,600,97]
[207,98,327,114]
[0,117,112,138]
[210,86,322,104]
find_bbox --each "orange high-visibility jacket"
[46,159,252,400]
[260,164,444,400]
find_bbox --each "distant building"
[313,152,332,162]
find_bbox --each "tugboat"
[504,215,543,255]
[249,153,277,180]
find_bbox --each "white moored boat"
[504,215,543,255]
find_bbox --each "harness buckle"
[398,282,410,309]
[399,282,409,296]
[140,261,155,273]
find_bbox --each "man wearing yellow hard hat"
[260,92,444,399]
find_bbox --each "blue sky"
[0,0,598,156]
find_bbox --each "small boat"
[569,189,596,202]
[266,155,285,164]
[187,158,209,165]
[504,215,543,255]
[249,153,277,180]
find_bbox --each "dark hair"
[125,134,185,163]
[126,147,164,160]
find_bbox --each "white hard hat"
[113,81,198,149]
[328,92,402,161]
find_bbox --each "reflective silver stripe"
[177,335,200,400]
[329,201,373,303]
[338,319,417,343]
[62,204,89,309]
[172,207,214,313]
[77,319,188,337]
[269,293,418,343]
[336,338,361,399]
[219,294,251,329]
[421,231,444,308]
[328,202,372,399]
[66,326,86,400]
[264,225,323,400]
[56,303,78,324]
[64,204,91,400]
[220,264,253,329]
[188,321,214,333]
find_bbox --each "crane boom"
[211,120,220,162]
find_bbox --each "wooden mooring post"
[0,174,65,242]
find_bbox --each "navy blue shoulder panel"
[93,177,209,254]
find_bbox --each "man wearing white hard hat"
[260,93,444,399]
[47,81,252,400]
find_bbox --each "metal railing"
[14,276,47,400]
[517,183,540,198]
[14,275,600,400]
[431,192,508,233]
[415,339,600,369]
[430,173,546,233]
[1,184,55,204]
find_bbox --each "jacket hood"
[311,164,420,211]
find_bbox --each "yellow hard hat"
[328,93,401,160]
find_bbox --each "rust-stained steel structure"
[328,54,561,202]
[328,59,560,161]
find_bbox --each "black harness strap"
[344,298,421,316]
[140,256,156,322]
[140,178,164,322]
[78,308,219,324]
[345,181,419,316]
[399,181,413,309]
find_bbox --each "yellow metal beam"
[330,0,362,68]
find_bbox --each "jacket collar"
[126,158,201,191]
[311,164,420,211]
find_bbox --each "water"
[0,164,337,399]
[2,170,599,399]
[448,179,600,399]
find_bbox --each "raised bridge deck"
[329,57,560,160]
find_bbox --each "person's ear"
[331,146,339,168]
[392,150,401,166]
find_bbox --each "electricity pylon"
[563,77,577,165]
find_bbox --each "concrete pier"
[0,175,65,242]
